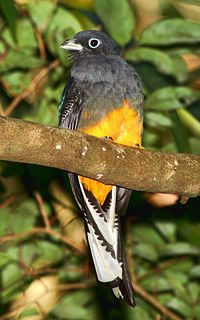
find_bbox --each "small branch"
[134,283,182,320]
[34,27,47,60]
[0,100,5,116]
[0,195,16,209]
[0,227,84,254]
[0,116,200,197]
[4,60,59,116]
[34,191,51,229]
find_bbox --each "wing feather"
[58,77,84,130]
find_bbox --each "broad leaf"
[126,48,188,82]
[140,19,200,45]
[27,0,56,31]
[45,7,82,65]
[146,86,199,111]
[95,0,135,46]
[0,0,17,41]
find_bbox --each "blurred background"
[0,0,200,319]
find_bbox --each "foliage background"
[0,0,200,319]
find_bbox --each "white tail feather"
[87,223,122,282]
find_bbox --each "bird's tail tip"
[112,279,136,307]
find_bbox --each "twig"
[34,27,47,60]
[0,227,85,254]
[34,191,51,229]
[0,101,5,116]
[134,283,182,320]
[0,195,16,209]
[4,60,59,116]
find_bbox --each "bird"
[58,30,144,307]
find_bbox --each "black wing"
[58,77,85,130]
[116,188,132,216]
[58,77,85,208]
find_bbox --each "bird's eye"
[88,38,101,49]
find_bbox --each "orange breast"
[79,100,142,204]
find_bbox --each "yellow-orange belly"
[79,100,142,205]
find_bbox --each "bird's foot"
[103,136,113,141]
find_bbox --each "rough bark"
[0,116,200,197]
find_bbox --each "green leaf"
[141,274,172,292]
[23,97,58,126]
[146,86,199,111]
[2,19,37,50]
[19,308,40,318]
[33,240,64,267]
[143,131,159,147]
[95,0,135,46]
[161,242,200,257]
[45,7,82,65]
[171,0,200,5]
[0,198,38,236]
[166,297,192,317]
[127,304,154,320]
[170,110,190,153]
[133,224,166,248]
[177,107,200,138]
[27,0,56,31]
[155,222,176,243]
[134,243,158,262]
[51,291,101,320]
[143,130,159,148]
[145,112,173,128]
[170,55,188,83]
[166,46,200,56]
[158,293,175,305]
[71,11,96,30]
[140,18,200,46]
[1,71,32,95]
[162,142,178,153]
[0,253,15,267]
[0,40,6,56]
[59,269,84,283]
[190,137,200,153]
[2,263,22,292]
[177,221,200,246]
[194,305,200,319]
[133,62,174,92]
[187,282,200,303]
[125,48,187,82]
[0,49,44,73]
[161,259,193,273]
[164,271,188,298]
[0,0,17,41]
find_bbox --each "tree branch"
[0,116,200,197]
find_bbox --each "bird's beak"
[60,39,83,51]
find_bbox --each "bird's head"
[60,30,120,58]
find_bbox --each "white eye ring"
[88,38,101,49]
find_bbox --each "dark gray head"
[60,30,120,58]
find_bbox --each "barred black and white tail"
[68,173,135,307]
